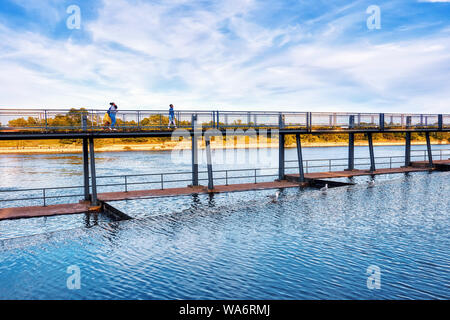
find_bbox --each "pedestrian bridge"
[0,108,449,221]
[0,109,449,139]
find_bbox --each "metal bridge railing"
[1,109,449,131]
[0,149,448,209]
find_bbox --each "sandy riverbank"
[0,140,448,154]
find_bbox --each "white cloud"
[0,0,449,114]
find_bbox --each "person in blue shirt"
[108,102,118,130]
[168,104,176,129]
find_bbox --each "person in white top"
[108,102,118,130]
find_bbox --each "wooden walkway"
[98,181,302,201]
[1,161,448,221]
[0,202,90,221]
[286,166,433,180]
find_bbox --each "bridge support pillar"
[191,114,199,186]
[426,132,433,168]
[295,134,305,183]
[82,138,90,201]
[347,133,355,171]
[367,133,376,172]
[346,115,355,171]
[405,132,411,167]
[278,133,285,180]
[89,138,98,206]
[206,137,214,190]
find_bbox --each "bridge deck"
[1,109,449,140]
[97,181,301,201]
[410,159,450,167]
[286,166,434,180]
[0,202,90,220]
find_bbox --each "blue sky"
[0,0,449,113]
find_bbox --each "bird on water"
[320,184,328,195]
[269,190,281,203]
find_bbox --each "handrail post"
[44,110,48,130]
[307,112,312,131]
[406,116,412,129]
[216,111,220,129]
[254,169,257,184]
[137,111,141,130]
[82,114,87,131]
[124,176,128,193]
[279,113,284,129]
[438,114,443,131]
[379,113,385,131]
[43,188,46,207]
[161,174,164,190]
[349,114,355,129]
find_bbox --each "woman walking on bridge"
[107,102,118,130]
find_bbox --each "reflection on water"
[0,146,449,299]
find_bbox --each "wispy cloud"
[0,0,449,113]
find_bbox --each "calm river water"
[0,145,449,299]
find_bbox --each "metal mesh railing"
[1,109,448,132]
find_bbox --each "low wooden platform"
[0,202,90,221]
[1,162,448,221]
[411,159,450,170]
[286,166,433,181]
[97,180,302,202]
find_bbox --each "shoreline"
[0,141,448,154]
